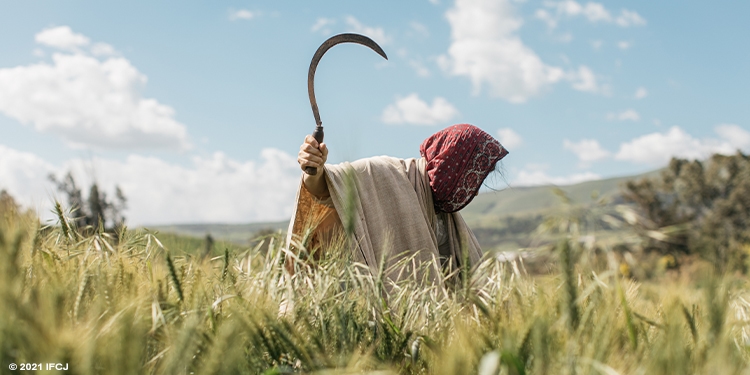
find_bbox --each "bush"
[623,152,750,272]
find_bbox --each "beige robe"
[286,156,483,283]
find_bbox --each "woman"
[287,124,509,283]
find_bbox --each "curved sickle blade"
[308,33,388,127]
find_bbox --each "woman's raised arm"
[297,134,330,199]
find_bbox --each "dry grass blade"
[165,251,183,302]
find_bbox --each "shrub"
[623,152,750,272]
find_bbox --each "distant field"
[147,221,288,246]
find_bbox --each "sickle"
[304,33,388,175]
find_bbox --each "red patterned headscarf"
[420,124,509,213]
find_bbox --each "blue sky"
[1,0,748,225]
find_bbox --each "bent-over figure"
[287,124,509,284]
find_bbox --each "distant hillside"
[461,169,659,227]
[148,169,660,249]
[147,221,288,245]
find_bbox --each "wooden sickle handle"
[303,126,325,175]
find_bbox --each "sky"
[1,0,748,226]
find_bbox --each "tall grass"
[2,204,750,374]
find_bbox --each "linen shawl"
[286,156,483,283]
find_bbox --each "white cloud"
[590,40,603,49]
[615,10,647,27]
[0,144,301,225]
[398,48,431,78]
[615,125,750,166]
[229,9,255,21]
[569,65,599,93]
[617,41,631,50]
[90,42,117,56]
[563,138,610,166]
[440,0,601,102]
[0,145,57,213]
[0,27,190,151]
[382,93,459,125]
[537,1,646,28]
[408,60,431,77]
[429,0,440,4]
[580,2,611,22]
[438,0,566,103]
[514,164,600,186]
[534,9,557,28]
[547,1,612,23]
[35,26,90,50]
[410,21,430,37]
[496,128,523,150]
[556,33,574,43]
[345,16,390,45]
[93,150,299,225]
[634,87,648,99]
[311,17,336,34]
[715,124,750,150]
[607,109,640,121]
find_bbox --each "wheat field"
[2,204,750,375]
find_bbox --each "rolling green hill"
[461,170,658,226]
